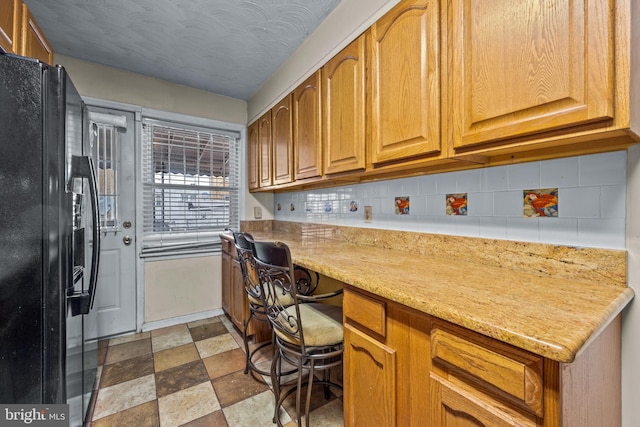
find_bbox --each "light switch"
[254,207,262,219]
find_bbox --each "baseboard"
[141,308,225,332]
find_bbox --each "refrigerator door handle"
[68,155,101,316]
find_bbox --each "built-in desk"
[234,222,633,426]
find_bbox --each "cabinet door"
[20,3,53,64]
[258,111,273,187]
[230,257,245,330]
[344,324,397,427]
[322,33,366,175]
[247,121,260,190]
[221,250,232,316]
[370,0,441,164]
[430,375,537,427]
[0,0,20,54]
[293,71,323,180]
[449,0,614,150]
[272,95,293,185]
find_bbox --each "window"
[141,118,240,254]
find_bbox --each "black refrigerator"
[0,53,101,426]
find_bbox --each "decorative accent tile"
[349,200,358,212]
[395,196,410,215]
[446,193,468,216]
[524,188,558,217]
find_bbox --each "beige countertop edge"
[222,232,636,363]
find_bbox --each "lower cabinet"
[220,235,270,341]
[343,285,623,427]
[344,324,397,427]
[343,285,431,427]
[221,246,232,316]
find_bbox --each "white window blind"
[141,118,240,254]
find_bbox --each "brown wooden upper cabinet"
[370,0,441,165]
[0,0,21,54]
[247,121,260,191]
[322,33,367,175]
[293,71,323,180]
[272,95,293,185]
[20,3,53,64]
[258,111,273,188]
[448,0,614,152]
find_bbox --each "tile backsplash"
[274,151,627,249]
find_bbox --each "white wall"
[55,54,247,125]
[623,145,640,427]
[143,255,221,322]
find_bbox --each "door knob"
[123,235,132,245]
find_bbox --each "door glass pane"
[92,123,118,231]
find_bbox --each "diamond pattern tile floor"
[89,314,343,427]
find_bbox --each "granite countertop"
[223,227,634,363]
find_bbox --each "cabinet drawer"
[431,325,543,417]
[344,289,386,337]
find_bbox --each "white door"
[86,106,137,338]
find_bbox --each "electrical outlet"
[364,205,372,223]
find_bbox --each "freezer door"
[0,54,67,404]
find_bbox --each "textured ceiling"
[23,0,341,100]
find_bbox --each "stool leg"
[323,368,331,400]
[304,362,315,427]
[295,357,305,426]
[271,349,281,425]
[242,310,253,375]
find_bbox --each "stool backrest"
[232,231,262,301]
[249,239,306,346]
